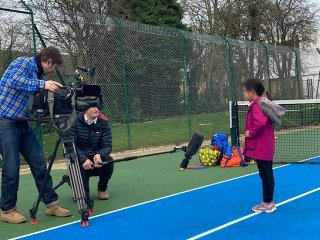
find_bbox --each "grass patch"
[39,111,229,159]
[0,112,229,166]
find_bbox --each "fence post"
[289,46,302,99]
[219,36,235,101]
[316,48,320,99]
[220,36,237,145]
[18,1,48,149]
[258,41,272,95]
[111,16,131,149]
[20,0,36,54]
[21,0,66,85]
[176,30,192,138]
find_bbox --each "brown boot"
[46,204,71,217]
[98,190,109,200]
[1,209,26,224]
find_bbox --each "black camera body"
[30,66,102,130]
[31,87,74,117]
[31,84,102,117]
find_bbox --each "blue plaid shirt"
[0,56,45,119]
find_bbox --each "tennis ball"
[199,147,220,166]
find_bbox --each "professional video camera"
[28,66,205,227]
[30,66,102,131]
[29,66,102,226]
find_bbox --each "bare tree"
[180,0,222,35]
[27,0,132,85]
[180,0,319,46]
[0,9,34,71]
[261,0,319,47]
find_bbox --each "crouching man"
[69,105,113,200]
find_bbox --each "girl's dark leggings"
[255,159,274,203]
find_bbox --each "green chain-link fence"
[0,7,35,71]
[0,5,320,154]
[300,48,320,99]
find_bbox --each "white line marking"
[9,164,291,240]
[12,170,264,239]
[11,164,290,239]
[187,187,320,240]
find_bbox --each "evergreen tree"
[128,0,187,30]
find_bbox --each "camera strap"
[47,91,76,131]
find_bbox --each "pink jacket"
[243,97,275,161]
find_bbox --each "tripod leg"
[29,139,61,224]
[62,139,92,227]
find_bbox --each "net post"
[229,101,238,146]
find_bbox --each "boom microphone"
[179,132,204,170]
[76,66,96,77]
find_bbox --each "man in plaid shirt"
[0,47,71,224]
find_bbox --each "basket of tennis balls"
[198,147,219,166]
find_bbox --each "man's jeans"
[0,118,58,212]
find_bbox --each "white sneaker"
[252,201,276,213]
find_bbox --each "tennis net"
[233,99,320,164]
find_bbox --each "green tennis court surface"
[0,153,258,239]
[10,162,320,240]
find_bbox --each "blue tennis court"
[12,163,320,240]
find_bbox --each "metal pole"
[111,16,131,149]
[177,30,192,138]
[289,46,302,99]
[259,41,272,95]
[220,36,236,145]
[20,0,36,54]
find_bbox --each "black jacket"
[68,112,112,164]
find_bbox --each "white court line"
[12,165,290,240]
[10,164,290,240]
[187,187,320,240]
[12,169,266,239]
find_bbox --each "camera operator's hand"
[83,159,93,170]
[93,154,102,168]
[44,80,63,91]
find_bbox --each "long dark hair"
[242,78,272,100]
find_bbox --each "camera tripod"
[29,134,93,227]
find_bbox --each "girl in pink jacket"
[242,78,277,213]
